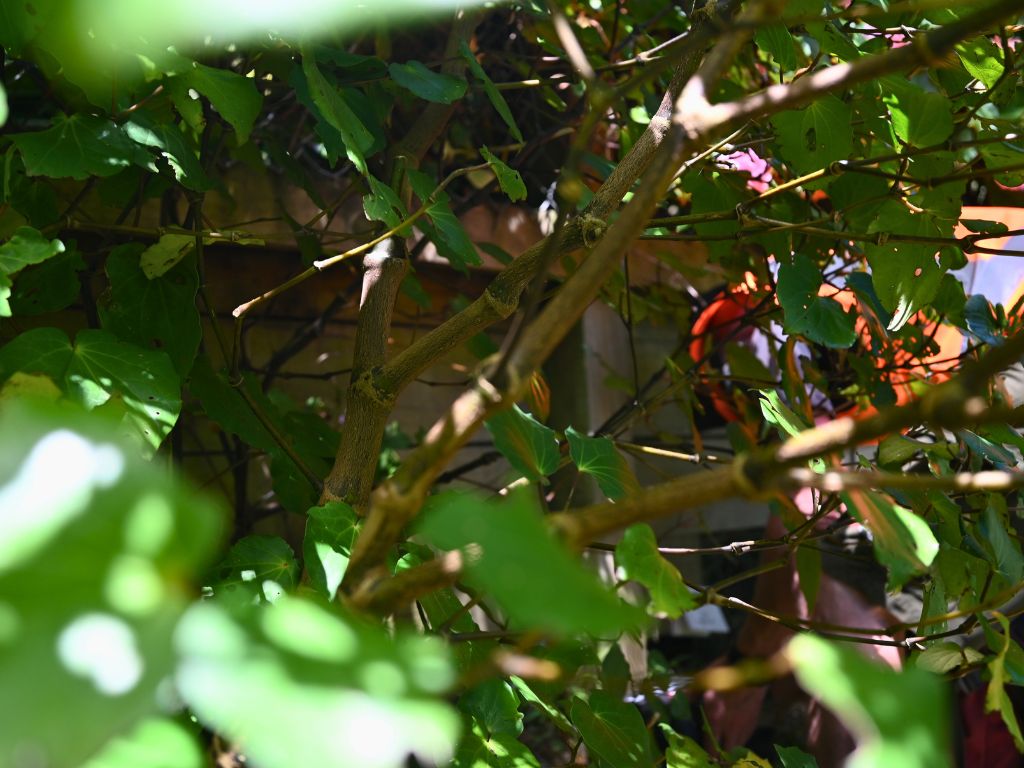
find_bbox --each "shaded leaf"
[772,94,852,175]
[453,721,540,768]
[215,535,299,599]
[389,60,467,104]
[481,147,526,202]
[459,679,523,738]
[139,234,195,279]
[915,642,983,675]
[459,41,522,142]
[302,50,374,175]
[570,692,651,768]
[12,115,150,180]
[777,255,857,348]
[775,745,819,767]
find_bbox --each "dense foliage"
[2,0,1024,766]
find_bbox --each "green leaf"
[866,202,950,332]
[459,679,523,737]
[480,146,527,202]
[882,80,953,147]
[81,717,205,768]
[408,170,482,272]
[0,226,65,276]
[570,692,652,768]
[179,63,263,144]
[915,641,983,675]
[842,490,938,590]
[509,676,573,733]
[363,174,409,230]
[985,613,1024,752]
[787,634,949,768]
[484,405,560,482]
[960,218,1008,235]
[756,24,799,71]
[123,116,213,191]
[979,500,1024,582]
[979,138,1024,187]
[565,427,638,501]
[771,94,852,175]
[303,500,359,601]
[0,327,182,455]
[453,720,541,768]
[615,525,696,618]
[175,596,460,768]
[100,243,201,376]
[459,41,523,142]
[9,247,86,316]
[215,535,299,600]
[0,82,7,128]
[11,115,150,180]
[417,488,645,636]
[660,724,713,767]
[139,234,195,278]
[302,50,374,175]
[0,401,222,767]
[389,60,467,104]
[777,255,857,348]
[957,37,1005,88]
[775,745,819,767]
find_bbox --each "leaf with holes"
[771,94,852,175]
[215,535,299,600]
[0,327,181,456]
[480,146,526,202]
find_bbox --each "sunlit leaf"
[566,427,639,501]
[459,679,523,738]
[303,501,359,601]
[660,723,713,767]
[915,642,983,675]
[777,255,857,348]
[215,535,299,600]
[303,49,374,175]
[0,328,181,455]
[81,717,205,768]
[177,63,263,144]
[417,488,645,635]
[175,596,460,768]
[453,720,540,768]
[481,146,527,202]
[787,634,949,768]
[771,94,852,175]
[842,490,938,589]
[0,226,64,276]
[0,402,222,767]
[615,524,696,618]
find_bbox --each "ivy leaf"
[985,614,1024,752]
[957,37,1005,88]
[570,692,652,768]
[484,404,560,482]
[480,146,527,202]
[882,80,953,147]
[0,327,181,455]
[787,634,950,768]
[11,115,150,180]
[214,535,299,600]
[178,63,263,144]
[459,41,523,142]
[615,524,696,618]
[363,174,408,230]
[139,234,195,278]
[408,169,482,272]
[777,255,857,348]
[771,94,852,175]
[389,60,467,104]
[301,50,374,175]
[124,116,213,191]
[453,720,541,768]
[842,490,938,590]
[81,717,206,768]
[660,723,713,767]
[866,202,950,332]
[915,642,983,675]
[175,597,460,768]
[0,402,223,767]
[9,248,86,316]
[755,24,799,71]
[566,427,639,501]
[100,243,201,376]
[303,501,359,601]
[458,679,523,738]
[417,488,645,636]
[0,226,65,276]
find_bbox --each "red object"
[961,688,1019,768]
